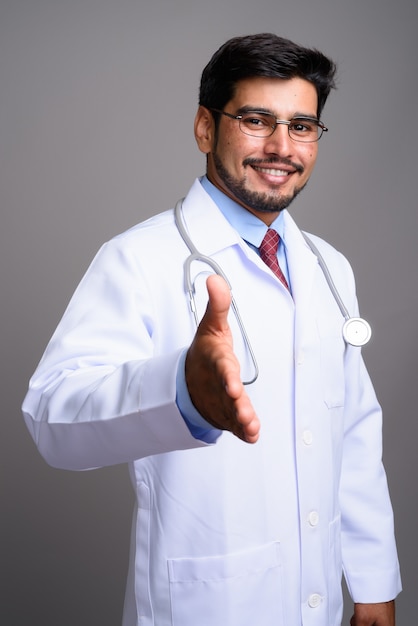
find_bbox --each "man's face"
[195,76,320,225]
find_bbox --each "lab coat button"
[308,593,322,608]
[302,430,313,445]
[297,351,305,364]
[308,510,319,526]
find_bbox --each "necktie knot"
[260,228,280,258]
[259,228,289,290]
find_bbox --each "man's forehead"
[229,76,318,113]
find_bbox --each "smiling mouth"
[252,166,292,177]
[244,157,303,176]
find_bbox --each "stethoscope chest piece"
[342,317,372,347]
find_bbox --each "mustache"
[243,156,304,174]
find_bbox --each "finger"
[243,420,260,444]
[240,412,260,443]
[235,395,260,443]
[201,274,232,333]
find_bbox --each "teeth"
[253,167,289,176]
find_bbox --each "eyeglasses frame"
[210,108,328,143]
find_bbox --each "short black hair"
[199,33,337,118]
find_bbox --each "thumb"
[201,274,232,333]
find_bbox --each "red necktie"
[259,228,289,290]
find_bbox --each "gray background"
[1,1,416,624]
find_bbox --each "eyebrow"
[236,105,319,121]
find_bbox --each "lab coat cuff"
[345,565,402,604]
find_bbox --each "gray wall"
[1,1,416,624]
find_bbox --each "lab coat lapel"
[181,179,242,256]
[283,211,319,343]
[180,180,321,293]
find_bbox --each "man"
[23,33,401,625]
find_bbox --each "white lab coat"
[23,179,401,626]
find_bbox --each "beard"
[212,152,307,214]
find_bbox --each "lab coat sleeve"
[22,237,209,470]
[339,296,401,602]
[176,351,222,443]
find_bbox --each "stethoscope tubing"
[175,199,259,384]
[300,233,350,321]
[174,198,371,378]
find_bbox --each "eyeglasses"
[211,109,328,142]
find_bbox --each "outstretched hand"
[185,274,260,443]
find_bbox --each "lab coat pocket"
[168,541,285,626]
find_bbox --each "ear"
[194,106,215,154]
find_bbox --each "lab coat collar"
[180,178,319,303]
[180,178,243,256]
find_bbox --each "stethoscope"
[174,199,371,385]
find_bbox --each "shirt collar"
[200,175,286,249]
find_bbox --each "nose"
[263,122,293,156]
